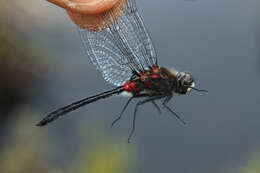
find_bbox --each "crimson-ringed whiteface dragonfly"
[37,0,207,143]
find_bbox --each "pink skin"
[47,0,120,14]
[47,0,126,31]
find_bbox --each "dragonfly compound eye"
[183,73,195,92]
[177,72,195,93]
[184,74,193,86]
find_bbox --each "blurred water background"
[0,0,260,173]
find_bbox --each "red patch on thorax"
[124,81,140,93]
[124,65,163,93]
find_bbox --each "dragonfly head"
[168,68,207,94]
[177,72,195,94]
[177,71,208,94]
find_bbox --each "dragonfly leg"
[151,100,162,115]
[111,97,133,128]
[128,95,164,143]
[162,96,186,125]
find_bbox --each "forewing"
[78,0,157,86]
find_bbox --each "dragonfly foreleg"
[162,96,186,125]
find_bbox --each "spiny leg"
[162,95,186,125]
[111,97,133,128]
[151,101,162,115]
[128,95,164,143]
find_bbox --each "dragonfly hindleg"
[151,100,162,115]
[128,95,164,143]
[111,97,133,128]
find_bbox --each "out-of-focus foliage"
[0,111,59,173]
[71,126,135,173]
[0,0,46,122]
[238,152,260,173]
[82,146,133,173]
[0,23,45,90]
[0,28,45,104]
[0,112,136,173]
[0,0,60,31]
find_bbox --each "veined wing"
[78,0,157,86]
[79,28,133,86]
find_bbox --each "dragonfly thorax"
[123,66,195,95]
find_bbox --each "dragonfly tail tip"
[36,120,47,127]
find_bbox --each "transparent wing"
[78,0,157,86]
[79,28,133,86]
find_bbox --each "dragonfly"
[36,0,207,143]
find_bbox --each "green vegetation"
[0,113,135,173]
[239,152,260,173]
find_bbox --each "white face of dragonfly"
[187,81,195,92]
[177,71,195,93]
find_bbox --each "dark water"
[15,0,260,173]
